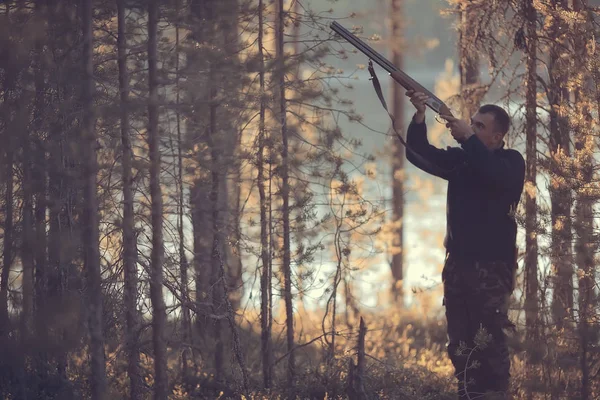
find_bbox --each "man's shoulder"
[502,148,525,163]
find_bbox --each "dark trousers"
[442,253,516,399]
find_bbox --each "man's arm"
[461,135,526,191]
[406,114,464,179]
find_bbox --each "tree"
[521,3,540,399]
[276,0,295,386]
[458,0,482,119]
[0,3,14,339]
[32,0,49,379]
[390,0,405,307]
[117,0,141,398]
[548,0,574,333]
[147,0,169,398]
[81,0,107,398]
[257,0,273,388]
[172,0,194,384]
[571,3,596,398]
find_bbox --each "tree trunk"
[458,1,481,119]
[0,55,14,339]
[257,0,273,388]
[522,1,545,393]
[0,3,15,332]
[223,0,243,312]
[47,129,61,375]
[548,0,574,332]
[147,1,169,398]
[191,184,211,338]
[174,0,193,384]
[32,1,48,375]
[81,0,107,398]
[574,128,593,400]
[207,59,225,381]
[117,1,141,398]
[523,0,539,362]
[276,0,295,387]
[389,0,405,306]
[571,3,593,398]
[189,0,212,342]
[21,104,35,344]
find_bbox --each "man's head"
[470,104,511,150]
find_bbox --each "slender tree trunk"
[0,60,14,339]
[191,185,210,338]
[22,105,35,343]
[523,0,538,315]
[257,0,273,388]
[19,85,34,400]
[81,0,107,398]
[574,125,593,400]
[47,129,61,375]
[523,0,539,368]
[549,0,574,332]
[207,60,225,381]
[32,2,48,376]
[390,0,405,306]
[0,3,15,332]
[276,0,295,386]
[147,1,168,398]
[117,1,141,398]
[189,0,212,342]
[458,1,481,118]
[174,0,193,383]
[572,3,593,398]
[223,0,243,311]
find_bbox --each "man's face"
[470,112,504,150]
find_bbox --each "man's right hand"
[406,90,427,123]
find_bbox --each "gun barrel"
[330,21,397,74]
[330,21,447,114]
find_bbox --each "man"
[405,90,525,399]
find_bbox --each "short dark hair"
[478,104,511,135]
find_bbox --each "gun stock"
[330,21,453,118]
[389,71,453,117]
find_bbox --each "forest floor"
[182,307,464,399]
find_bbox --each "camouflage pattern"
[442,253,516,400]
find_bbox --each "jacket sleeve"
[406,117,464,179]
[460,134,526,191]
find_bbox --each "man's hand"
[406,90,427,123]
[440,114,475,143]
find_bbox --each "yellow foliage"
[524,180,537,199]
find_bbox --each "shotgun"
[330,21,453,118]
[329,21,459,178]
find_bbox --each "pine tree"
[117,0,141,397]
[147,0,169,398]
[81,0,107,397]
[390,0,405,307]
[257,0,273,388]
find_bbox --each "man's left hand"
[440,115,474,143]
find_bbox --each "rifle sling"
[367,60,451,179]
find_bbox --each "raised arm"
[406,118,464,177]
[405,91,464,179]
